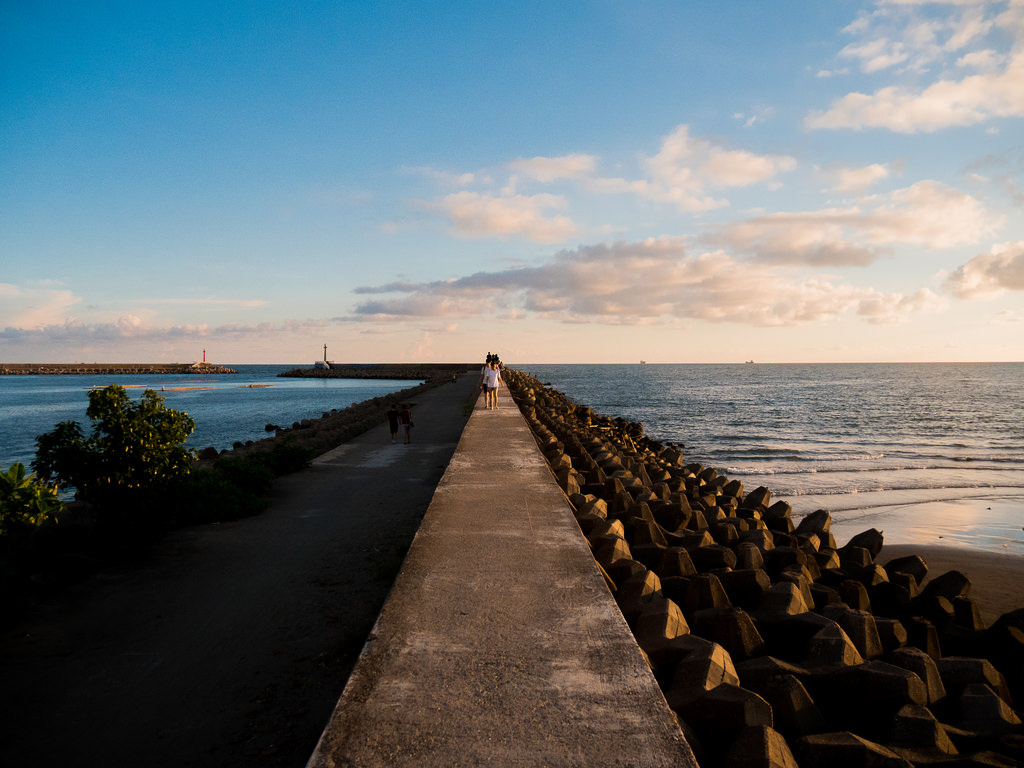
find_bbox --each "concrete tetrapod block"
[736,541,767,571]
[813,660,928,742]
[810,583,843,612]
[838,579,873,612]
[889,703,959,759]
[957,683,1022,735]
[921,569,973,602]
[665,639,741,712]
[795,508,832,537]
[843,528,885,559]
[689,543,738,572]
[681,572,733,614]
[885,554,929,588]
[616,568,663,623]
[743,673,828,741]
[657,546,698,578]
[821,606,885,660]
[717,568,772,612]
[606,556,646,587]
[723,725,800,768]
[795,730,914,767]
[634,595,691,659]
[905,616,944,659]
[875,616,910,654]
[886,646,948,705]
[676,683,774,748]
[690,607,767,662]
[936,658,1014,705]
[756,612,862,671]
[752,581,811,622]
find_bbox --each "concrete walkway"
[307,387,697,767]
[0,375,480,768]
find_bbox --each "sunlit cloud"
[508,153,598,182]
[0,283,80,328]
[426,190,577,242]
[349,237,940,328]
[808,1,1024,132]
[708,181,998,266]
[945,240,1024,297]
[826,162,892,193]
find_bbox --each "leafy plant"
[0,462,63,537]
[33,385,196,510]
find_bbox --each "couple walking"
[480,359,502,409]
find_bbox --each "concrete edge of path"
[306,387,697,767]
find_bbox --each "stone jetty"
[506,368,1023,768]
[278,362,477,379]
[0,362,236,375]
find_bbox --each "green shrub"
[33,385,195,513]
[0,463,62,538]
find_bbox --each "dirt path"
[0,375,480,768]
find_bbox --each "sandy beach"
[827,495,1024,625]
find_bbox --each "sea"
[3,362,1022,552]
[0,364,419,473]
[521,363,1024,553]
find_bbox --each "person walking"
[387,404,400,443]
[398,403,413,444]
[482,360,502,409]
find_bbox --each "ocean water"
[0,365,420,472]
[521,363,1024,551]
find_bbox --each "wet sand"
[826,496,1024,626]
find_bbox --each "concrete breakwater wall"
[506,368,1023,768]
[0,362,237,375]
[279,362,478,379]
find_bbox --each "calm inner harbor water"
[0,364,419,471]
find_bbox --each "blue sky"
[2,0,1022,363]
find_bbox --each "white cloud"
[829,162,892,193]
[428,191,577,242]
[807,49,1024,131]
[840,37,910,73]
[809,1,1024,132]
[945,240,1024,297]
[349,237,940,328]
[0,283,80,328]
[508,154,598,182]
[709,181,999,266]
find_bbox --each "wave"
[721,463,1024,476]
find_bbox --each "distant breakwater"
[1,363,237,375]
[506,368,1024,768]
[278,363,478,380]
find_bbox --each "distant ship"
[640,360,647,365]
[745,360,755,364]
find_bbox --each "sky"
[2,0,1023,364]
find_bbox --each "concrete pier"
[307,388,696,767]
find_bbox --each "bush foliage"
[34,385,196,509]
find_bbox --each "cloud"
[349,237,940,328]
[808,2,1024,132]
[644,125,796,196]
[0,283,80,328]
[508,154,598,182]
[0,316,336,346]
[427,191,577,242]
[806,50,1024,131]
[708,181,999,266]
[945,240,1024,297]
[828,162,892,193]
